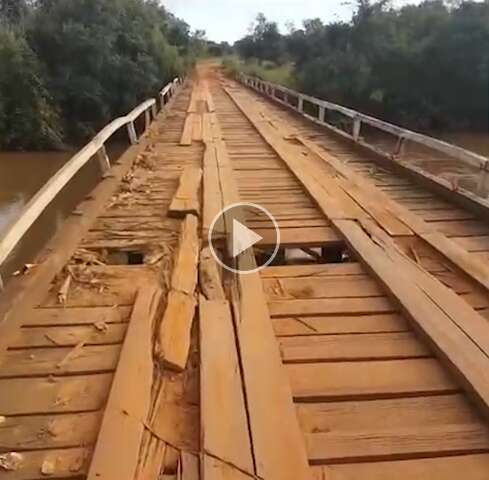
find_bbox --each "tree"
[0,26,62,149]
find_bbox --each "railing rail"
[0,77,181,287]
[239,73,489,172]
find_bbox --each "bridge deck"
[1,63,489,480]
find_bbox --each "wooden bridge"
[1,61,489,479]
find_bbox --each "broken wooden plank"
[87,284,163,480]
[199,246,225,300]
[158,215,199,371]
[168,166,202,218]
[200,297,254,474]
[157,290,197,371]
[171,215,200,294]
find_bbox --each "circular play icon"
[208,202,280,274]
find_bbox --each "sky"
[163,0,422,43]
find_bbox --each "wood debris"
[0,452,23,471]
[57,273,72,304]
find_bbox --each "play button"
[231,219,263,258]
[208,202,280,274]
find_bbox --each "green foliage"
[234,1,489,131]
[0,0,198,149]
[0,26,62,149]
[236,13,285,64]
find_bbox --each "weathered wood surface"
[199,297,254,474]
[158,214,199,371]
[87,284,163,480]
[168,166,202,217]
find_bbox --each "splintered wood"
[87,285,163,480]
[169,166,202,218]
[158,214,199,371]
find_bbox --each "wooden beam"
[158,215,199,371]
[180,113,195,146]
[87,284,163,480]
[208,109,312,479]
[200,296,254,475]
[199,246,225,300]
[169,166,202,218]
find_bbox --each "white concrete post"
[127,121,138,144]
[297,95,304,113]
[97,145,111,174]
[319,106,326,123]
[144,109,151,131]
[477,168,489,198]
[353,117,362,142]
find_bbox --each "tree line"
[234,1,489,132]
[0,0,204,150]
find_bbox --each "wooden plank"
[171,215,200,294]
[280,332,429,363]
[0,447,91,480]
[202,455,251,480]
[0,373,112,415]
[269,297,396,318]
[256,226,341,247]
[298,135,489,293]
[168,167,202,218]
[200,297,254,474]
[202,143,224,239]
[315,454,489,480]
[272,314,408,336]
[12,323,127,348]
[261,263,366,278]
[297,394,483,434]
[0,344,121,378]
[264,276,383,300]
[180,113,195,145]
[180,451,199,479]
[306,423,489,463]
[211,107,311,480]
[287,359,458,401]
[157,290,197,371]
[338,219,489,418]
[87,284,163,480]
[0,411,101,450]
[158,215,199,371]
[199,246,225,300]
[134,434,167,480]
[23,306,132,327]
[192,114,203,141]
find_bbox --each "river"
[0,132,488,284]
[0,144,126,283]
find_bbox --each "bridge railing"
[239,73,489,173]
[0,77,181,288]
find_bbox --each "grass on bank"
[222,56,296,89]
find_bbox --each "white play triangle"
[232,219,263,258]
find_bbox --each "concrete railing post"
[96,145,111,175]
[127,121,138,145]
[319,106,326,123]
[297,95,304,113]
[144,109,151,131]
[353,117,362,142]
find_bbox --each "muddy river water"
[0,132,488,283]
